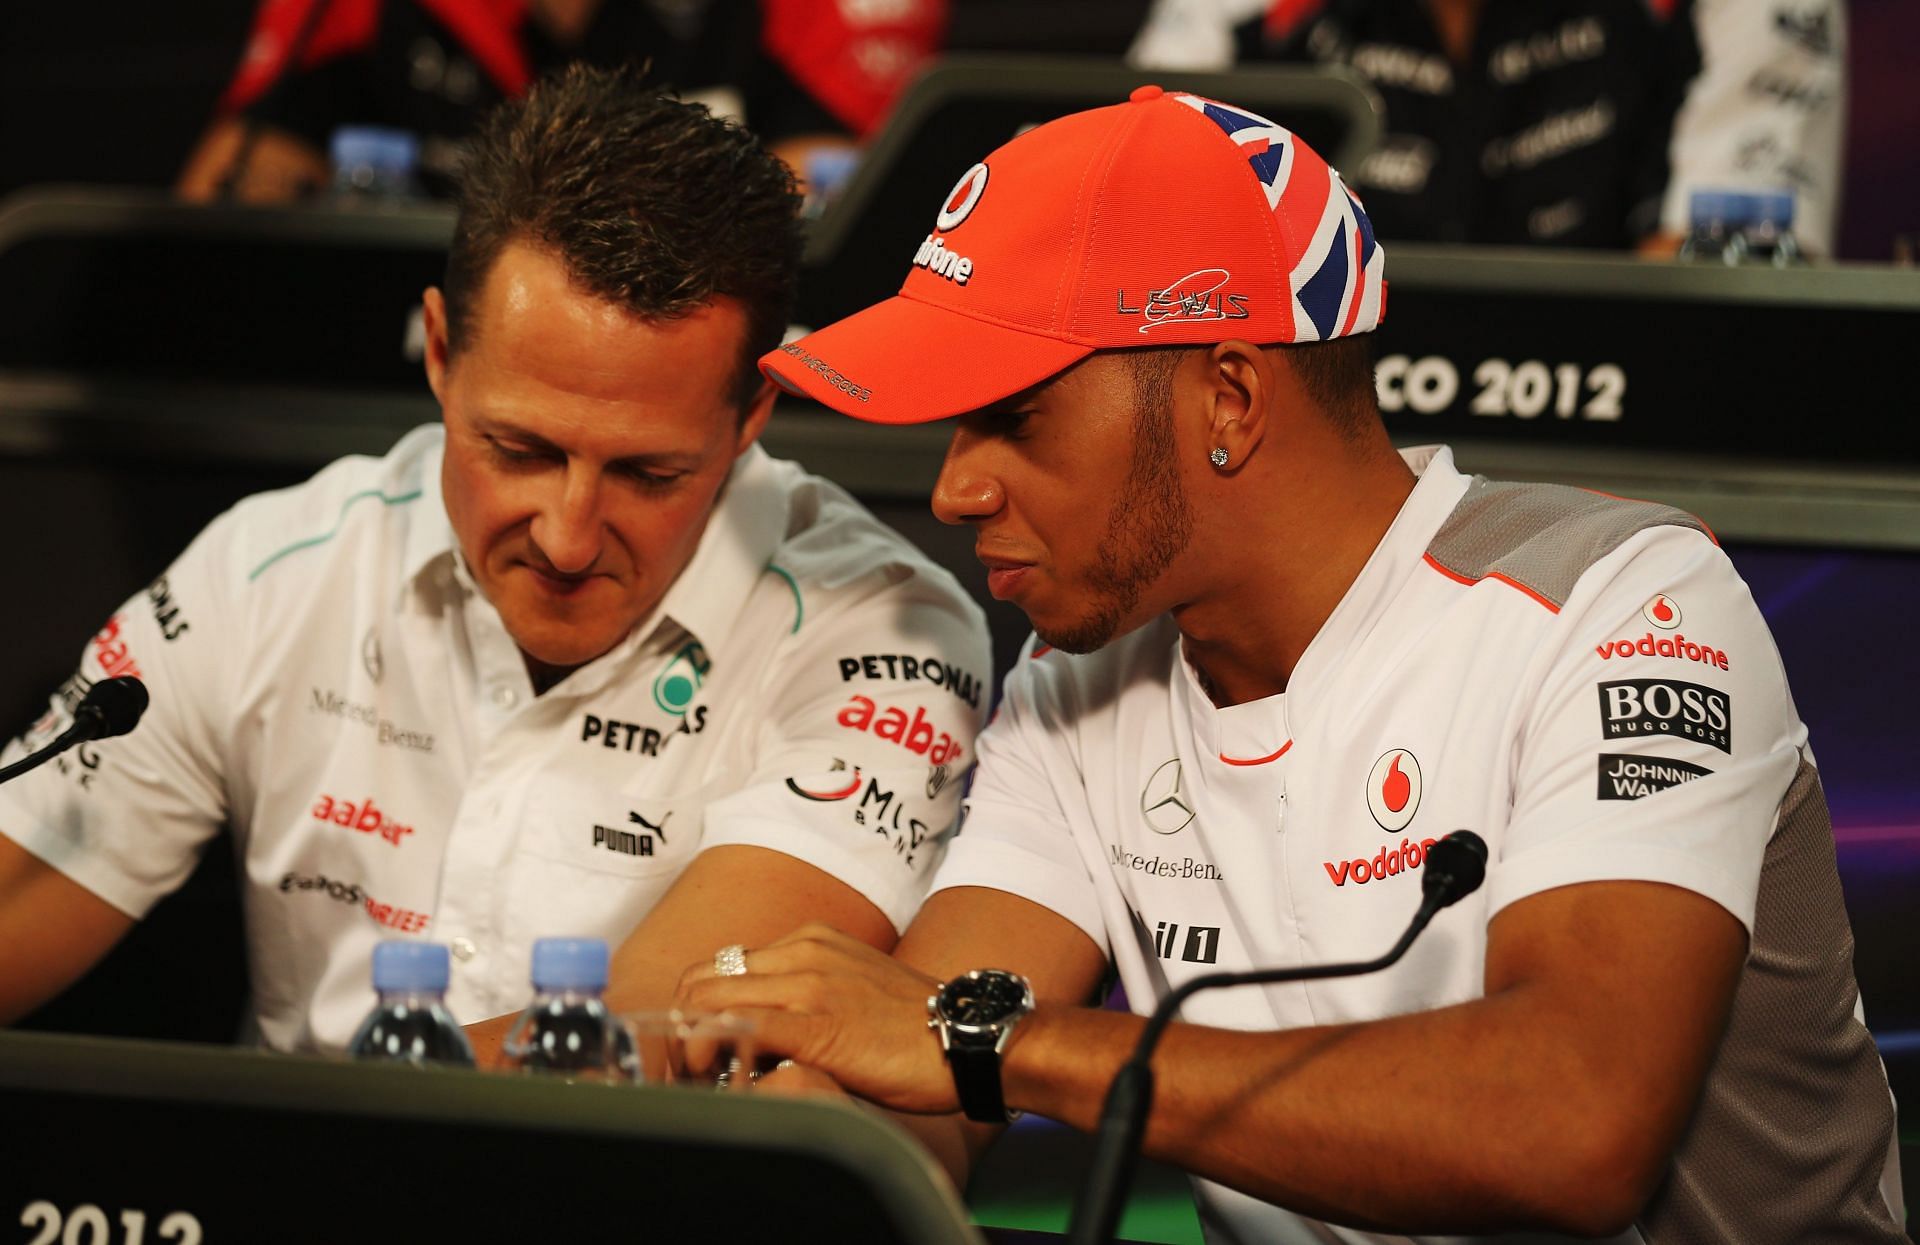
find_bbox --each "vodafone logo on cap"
[1643,595,1681,629]
[1366,749,1422,833]
[935,162,989,231]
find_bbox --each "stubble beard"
[1037,395,1194,655]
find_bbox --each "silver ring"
[775,1058,798,1072]
[714,944,748,977]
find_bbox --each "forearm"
[1003,989,1650,1236]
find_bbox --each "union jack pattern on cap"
[762,84,1388,425]
[1172,93,1385,343]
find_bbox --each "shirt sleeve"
[0,520,239,918]
[698,565,993,933]
[1658,0,1844,254]
[1489,526,1802,934]
[924,643,1111,955]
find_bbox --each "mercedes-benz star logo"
[1140,758,1195,835]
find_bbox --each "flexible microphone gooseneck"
[1066,829,1489,1245]
[0,676,150,788]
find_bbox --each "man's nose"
[931,425,1004,527]
[529,465,602,574]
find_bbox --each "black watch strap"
[946,1043,1014,1124]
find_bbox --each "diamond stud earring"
[1210,447,1229,468]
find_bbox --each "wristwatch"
[926,968,1036,1124]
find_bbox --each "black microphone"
[1067,830,1488,1245]
[0,677,150,788]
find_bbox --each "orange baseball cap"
[761,84,1386,425]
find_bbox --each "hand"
[676,923,958,1114]
[752,1060,848,1100]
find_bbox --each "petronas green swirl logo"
[653,642,711,716]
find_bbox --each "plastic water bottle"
[329,125,422,203]
[347,941,475,1067]
[1677,190,1750,266]
[1742,191,1805,267]
[502,938,635,1081]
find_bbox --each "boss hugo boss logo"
[1597,679,1731,754]
[1140,759,1195,835]
[1597,753,1712,800]
[1366,749,1422,833]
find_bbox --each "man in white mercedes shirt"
[0,65,989,1061]
[679,87,1906,1241]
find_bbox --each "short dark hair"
[444,64,803,411]
[1120,335,1380,439]
[1274,334,1378,436]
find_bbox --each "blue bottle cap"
[1689,190,1748,227]
[531,937,610,991]
[371,940,450,992]
[329,125,420,179]
[1754,190,1795,227]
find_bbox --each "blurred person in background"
[177,0,947,202]
[1131,0,1844,255]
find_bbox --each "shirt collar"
[1287,443,1471,690]
[399,425,460,606]
[648,442,791,660]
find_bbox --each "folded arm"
[0,833,135,1024]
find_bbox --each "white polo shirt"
[1,425,990,1054]
[934,446,1903,1244]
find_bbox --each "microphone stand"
[0,677,150,789]
[1065,831,1486,1245]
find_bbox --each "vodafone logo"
[935,162,989,230]
[1366,749,1422,833]
[1643,595,1681,629]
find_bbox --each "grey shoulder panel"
[1426,478,1709,610]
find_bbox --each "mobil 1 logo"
[1597,679,1730,754]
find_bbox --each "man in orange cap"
[680,87,1904,1242]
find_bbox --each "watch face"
[940,970,1029,1027]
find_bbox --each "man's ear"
[735,377,779,455]
[422,287,451,405]
[1198,339,1275,471]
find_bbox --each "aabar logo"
[1366,749,1422,833]
[1139,759,1195,835]
[311,794,414,846]
[91,616,142,681]
[834,695,965,764]
[935,162,989,231]
[1643,595,1681,629]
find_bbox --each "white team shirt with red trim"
[931,445,1902,1243]
[0,425,990,1053]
